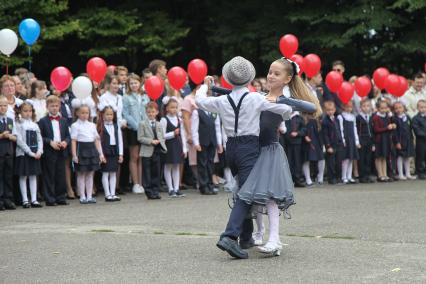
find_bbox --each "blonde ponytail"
[289,75,322,119]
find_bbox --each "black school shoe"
[175,191,186,197]
[31,201,43,208]
[56,200,69,206]
[4,200,16,210]
[217,237,249,259]
[240,238,255,250]
[22,202,31,209]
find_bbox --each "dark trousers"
[41,152,67,203]
[197,143,216,193]
[142,151,161,197]
[415,138,426,175]
[326,145,343,181]
[286,144,303,182]
[359,142,373,179]
[222,136,259,242]
[0,155,14,205]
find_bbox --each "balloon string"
[6,55,9,75]
[28,46,32,72]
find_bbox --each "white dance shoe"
[258,241,283,256]
[252,232,264,246]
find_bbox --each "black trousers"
[41,152,67,203]
[0,155,14,205]
[286,144,303,182]
[415,138,426,175]
[326,145,344,181]
[197,143,216,193]
[359,142,373,179]
[142,151,161,197]
[222,136,259,243]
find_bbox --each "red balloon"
[384,74,400,96]
[279,34,299,58]
[50,67,72,92]
[187,59,208,84]
[145,76,164,100]
[325,71,343,93]
[394,76,408,97]
[354,76,372,98]
[338,81,354,104]
[304,54,321,78]
[290,54,305,75]
[220,75,232,89]
[167,66,187,90]
[248,84,256,92]
[372,67,390,90]
[86,57,107,83]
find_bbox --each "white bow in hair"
[162,95,178,106]
[282,57,301,75]
[18,99,29,107]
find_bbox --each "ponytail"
[288,75,322,119]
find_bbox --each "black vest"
[101,123,119,156]
[0,117,14,156]
[198,110,217,147]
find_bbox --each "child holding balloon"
[372,100,397,182]
[160,96,187,198]
[71,104,105,204]
[337,101,360,184]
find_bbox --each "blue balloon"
[19,18,41,46]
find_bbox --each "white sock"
[342,159,349,180]
[85,172,94,199]
[29,175,37,203]
[172,164,180,191]
[303,161,312,185]
[77,172,86,199]
[397,156,404,178]
[317,160,325,183]
[109,172,117,196]
[347,160,353,180]
[102,172,111,197]
[255,210,265,236]
[224,168,233,184]
[266,201,280,245]
[403,158,411,177]
[19,176,28,203]
[164,164,173,192]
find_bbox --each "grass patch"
[153,231,165,235]
[176,232,193,236]
[322,235,355,240]
[194,233,208,236]
[91,229,115,233]
[286,233,355,240]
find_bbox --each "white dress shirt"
[191,109,222,146]
[49,114,61,142]
[337,112,360,146]
[195,85,292,138]
[31,98,47,122]
[98,91,126,126]
[104,121,123,156]
[160,114,188,153]
[70,119,99,142]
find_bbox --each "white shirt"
[98,91,126,126]
[71,97,97,119]
[195,85,292,138]
[337,112,359,146]
[160,114,188,153]
[70,119,99,142]
[191,109,222,146]
[104,122,123,156]
[49,114,61,142]
[6,96,23,122]
[30,98,47,122]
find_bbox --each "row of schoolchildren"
[0,66,227,210]
[282,97,426,187]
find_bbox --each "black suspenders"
[227,92,249,136]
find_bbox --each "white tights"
[164,164,180,192]
[397,156,412,178]
[342,159,353,181]
[303,160,325,184]
[19,176,37,203]
[102,172,117,197]
[77,171,94,199]
[255,201,281,245]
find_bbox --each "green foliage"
[0,0,424,78]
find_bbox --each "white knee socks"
[303,161,312,185]
[102,172,117,197]
[19,175,38,203]
[404,158,412,177]
[397,156,404,178]
[77,171,94,199]
[342,159,353,181]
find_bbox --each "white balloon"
[72,76,93,100]
[0,29,19,56]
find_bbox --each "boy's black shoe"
[217,237,249,259]
[4,200,16,210]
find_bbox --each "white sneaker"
[407,175,417,180]
[258,242,282,256]
[132,184,143,194]
[138,184,145,194]
[397,176,407,180]
[252,232,264,246]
